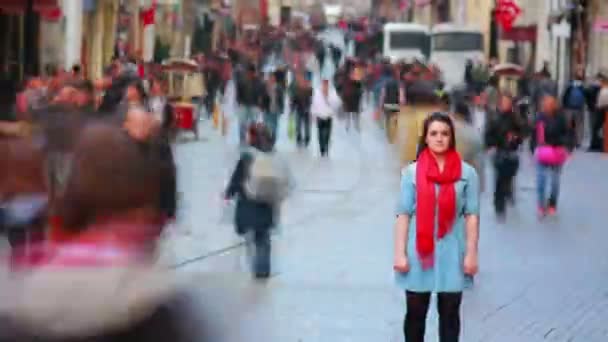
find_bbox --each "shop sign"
[500,25,536,41]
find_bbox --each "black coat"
[225,152,274,232]
[534,112,569,147]
[485,112,524,151]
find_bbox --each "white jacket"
[311,86,342,119]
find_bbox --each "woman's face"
[126,85,140,102]
[499,96,513,113]
[425,120,452,155]
[150,81,162,95]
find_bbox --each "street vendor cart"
[162,58,206,140]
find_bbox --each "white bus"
[430,24,484,90]
[382,23,430,63]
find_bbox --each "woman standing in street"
[311,79,341,157]
[394,113,480,342]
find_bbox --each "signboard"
[552,21,571,38]
[500,25,537,42]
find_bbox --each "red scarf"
[415,148,462,269]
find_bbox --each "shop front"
[0,0,59,80]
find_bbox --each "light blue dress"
[395,161,480,293]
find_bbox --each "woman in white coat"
[311,79,342,157]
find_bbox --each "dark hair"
[247,122,273,152]
[128,79,148,103]
[416,112,457,158]
[488,75,499,87]
[73,80,94,94]
[454,101,471,122]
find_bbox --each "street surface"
[160,107,608,341]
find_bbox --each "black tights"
[404,291,462,342]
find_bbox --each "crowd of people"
[1,19,608,340]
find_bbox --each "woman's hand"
[393,254,410,273]
[463,252,479,276]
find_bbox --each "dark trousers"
[159,140,177,219]
[493,152,519,216]
[404,291,462,342]
[205,87,217,117]
[316,117,332,156]
[245,228,271,278]
[295,109,311,146]
[589,109,605,151]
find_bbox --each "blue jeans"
[239,106,256,145]
[536,163,562,209]
[264,111,279,144]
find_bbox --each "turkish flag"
[40,7,62,21]
[495,0,522,31]
[141,7,155,26]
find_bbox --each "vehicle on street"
[382,23,430,63]
[430,23,484,90]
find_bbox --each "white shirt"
[472,107,486,138]
[148,96,166,124]
[311,86,342,119]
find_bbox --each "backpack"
[244,150,293,204]
[566,86,585,109]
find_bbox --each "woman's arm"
[463,167,480,275]
[394,214,410,263]
[464,214,479,257]
[225,155,249,199]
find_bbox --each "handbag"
[287,113,296,140]
[534,121,568,165]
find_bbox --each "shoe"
[496,212,506,223]
[547,206,557,216]
[537,207,546,218]
[254,272,270,280]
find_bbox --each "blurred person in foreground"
[453,101,485,193]
[224,123,293,279]
[0,108,181,341]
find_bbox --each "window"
[432,32,483,51]
[388,32,430,51]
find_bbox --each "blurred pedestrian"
[311,79,341,157]
[534,95,569,217]
[224,123,291,279]
[485,94,523,220]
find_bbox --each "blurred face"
[425,120,452,155]
[126,85,141,102]
[53,86,76,104]
[499,96,513,113]
[541,96,557,114]
[322,80,329,93]
[124,109,155,141]
[74,90,92,107]
[150,80,163,96]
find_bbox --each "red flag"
[40,7,62,21]
[141,5,156,26]
[495,0,522,31]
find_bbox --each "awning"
[0,0,58,15]
[500,25,537,42]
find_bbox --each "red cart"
[162,58,206,140]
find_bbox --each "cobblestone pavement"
[162,109,608,341]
